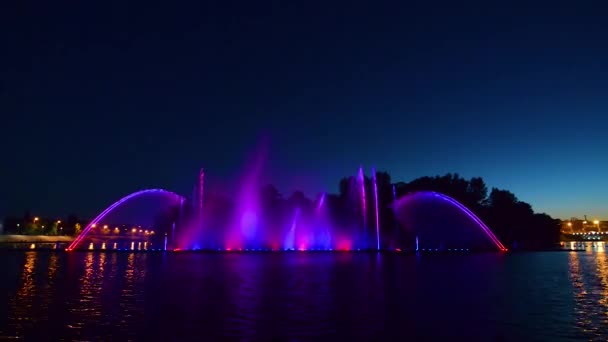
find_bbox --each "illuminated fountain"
[393,191,507,251]
[67,167,506,253]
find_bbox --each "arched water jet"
[66,189,184,251]
[393,191,507,251]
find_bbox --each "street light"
[595,220,601,232]
[34,217,39,222]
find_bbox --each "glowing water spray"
[171,222,176,248]
[284,208,300,250]
[316,192,331,248]
[372,168,380,251]
[198,168,204,229]
[317,192,326,213]
[358,166,367,247]
[392,184,400,249]
[71,164,507,253]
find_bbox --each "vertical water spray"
[284,208,300,250]
[316,192,330,249]
[358,166,367,248]
[164,233,168,251]
[317,192,326,213]
[372,168,380,251]
[416,235,419,252]
[178,197,184,229]
[392,184,398,249]
[199,168,204,229]
[231,139,267,249]
[171,221,176,247]
[191,185,197,209]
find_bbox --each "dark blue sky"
[1,1,607,220]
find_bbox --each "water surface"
[0,251,604,340]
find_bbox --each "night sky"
[1,2,607,220]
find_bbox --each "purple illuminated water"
[70,168,506,252]
[283,208,299,251]
[358,166,367,248]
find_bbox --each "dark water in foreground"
[0,250,606,341]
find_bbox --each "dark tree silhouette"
[481,188,559,249]
[64,214,80,236]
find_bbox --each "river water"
[0,250,605,340]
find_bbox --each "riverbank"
[0,235,73,243]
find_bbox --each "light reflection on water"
[4,251,608,340]
[118,252,146,332]
[568,249,608,340]
[8,252,37,336]
[564,241,608,253]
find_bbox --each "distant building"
[561,218,608,234]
